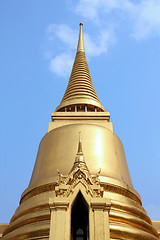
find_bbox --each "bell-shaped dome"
[28,124,133,189]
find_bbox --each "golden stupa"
[1,23,160,240]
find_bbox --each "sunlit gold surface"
[2,24,159,240]
[28,124,133,188]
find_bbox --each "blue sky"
[0,0,160,223]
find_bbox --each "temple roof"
[56,23,106,112]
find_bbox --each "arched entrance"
[71,191,89,240]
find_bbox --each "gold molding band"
[20,181,141,206]
[111,200,151,223]
[3,229,49,240]
[10,204,49,223]
[20,184,55,204]
[110,221,159,240]
[102,183,141,205]
[3,216,50,236]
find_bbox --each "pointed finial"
[77,23,85,53]
[78,132,83,153]
[57,169,63,184]
[69,132,90,173]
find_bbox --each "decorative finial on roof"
[69,133,89,173]
[78,132,83,153]
[77,23,85,53]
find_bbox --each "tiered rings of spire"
[56,23,106,112]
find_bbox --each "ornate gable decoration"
[55,167,103,198]
[55,134,103,198]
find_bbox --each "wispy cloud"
[45,24,114,77]
[47,24,77,49]
[75,0,100,23]
[84,30,115,57]
[132,0,160,39]
[46,24,77,77]
[45,0,160,77]
[75,0,160,39]
[76,0,134,22]
[50,53,74,77]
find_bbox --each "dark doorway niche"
[71,191,89,240]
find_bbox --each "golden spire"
[77,23,85,53]
[56,23,106,112]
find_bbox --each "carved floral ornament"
[56,166,104,198]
